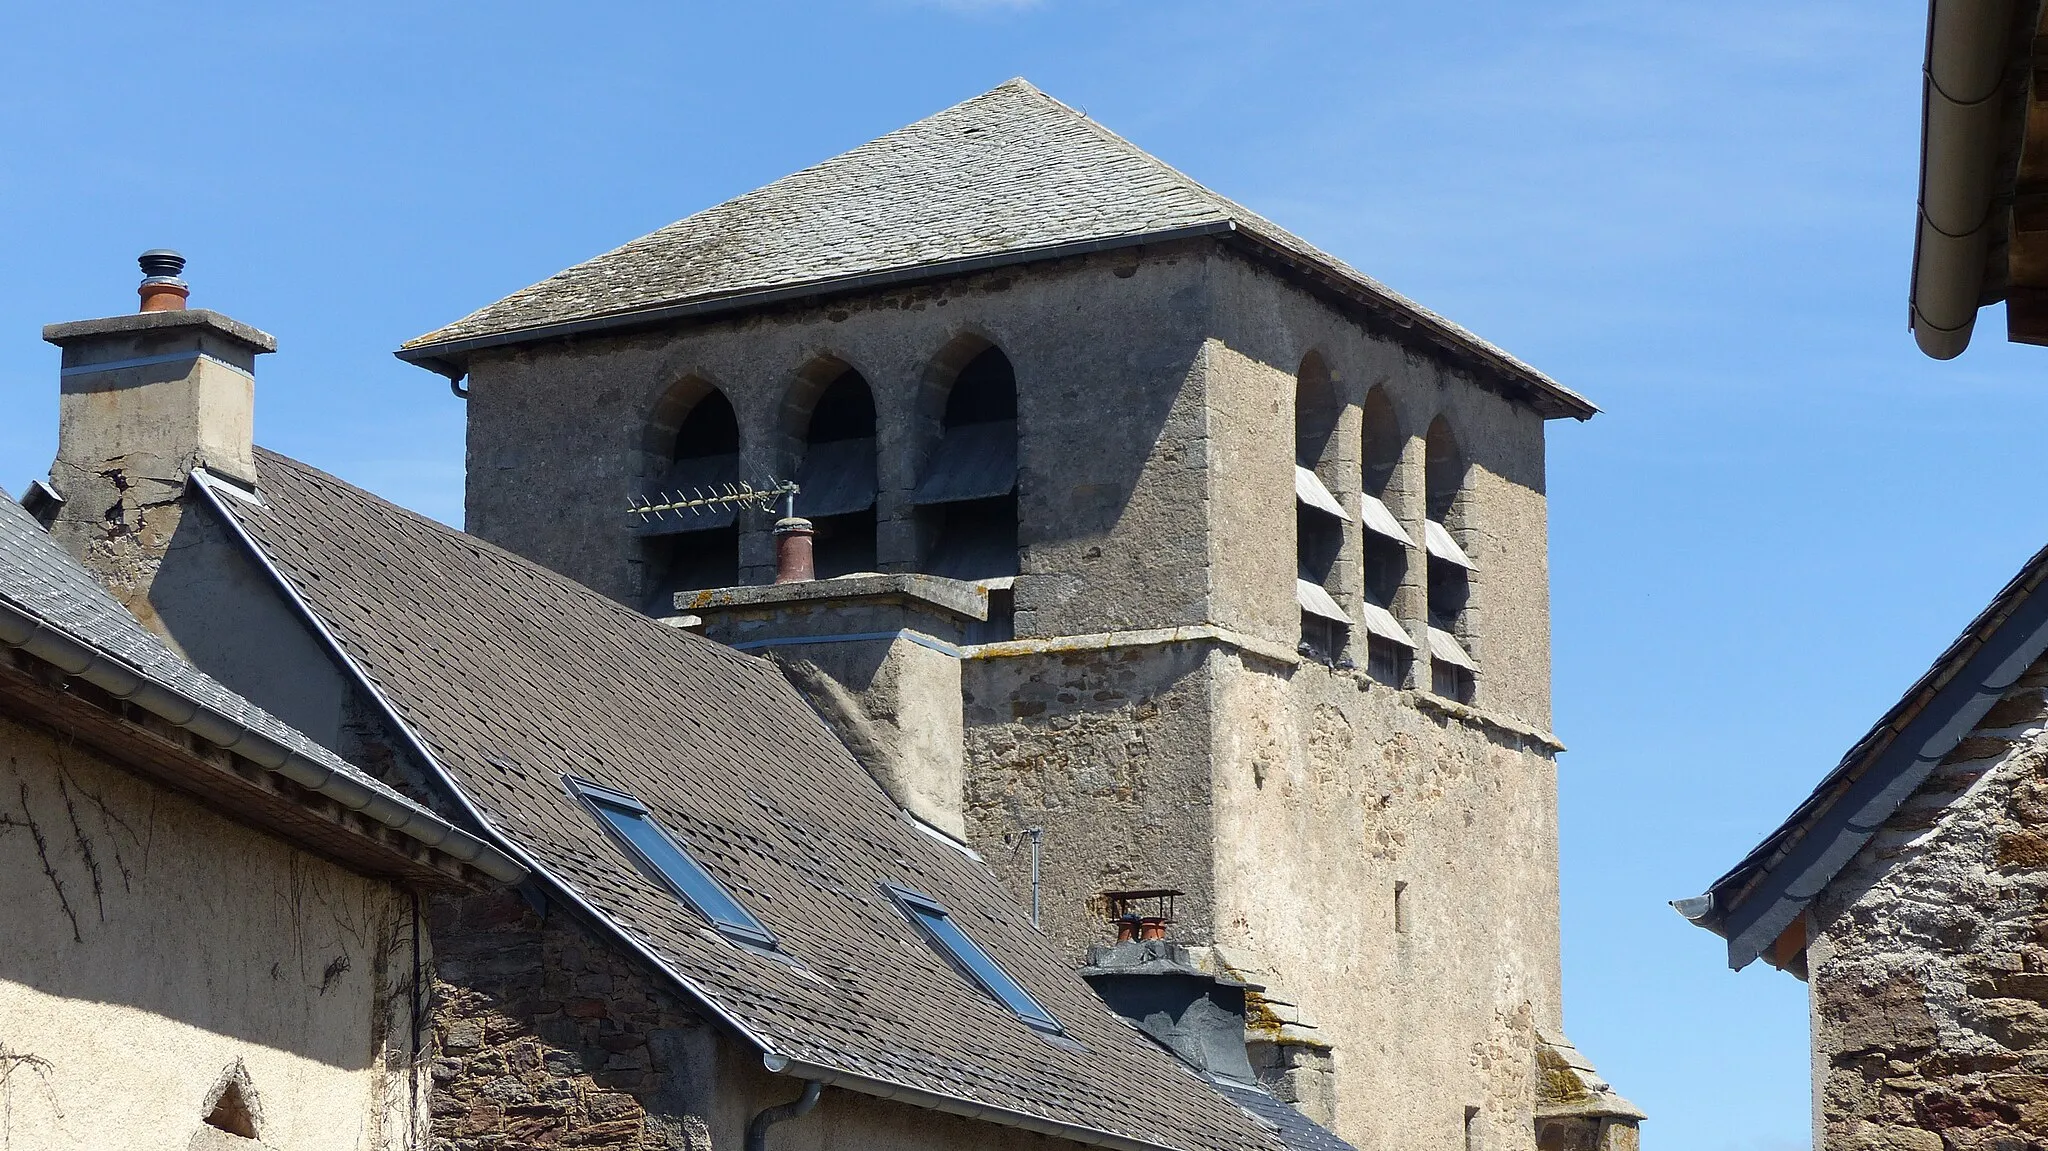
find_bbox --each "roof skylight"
[570,778,777,951]
[885,884,1061,1034]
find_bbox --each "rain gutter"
[762,1056,1178,1151]
[0,580,523,884]
[1911,0,2024,359]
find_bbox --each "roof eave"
[0,580,523,886]
[397,221,1594,422]
[1216,230,1598,421]
[1684,553,2048,969]
[767,1056,1198,1151]
[394,222,1240,374]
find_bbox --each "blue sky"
[3,4,2040,1148]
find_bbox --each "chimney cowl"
[137,249,190,312]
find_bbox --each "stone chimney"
[41,251,275,629]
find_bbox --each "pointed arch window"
[915,345,1019,581]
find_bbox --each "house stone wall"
[0,711,422,1151]
[427,888,1091,1151]
[1808,655,2048,1151]
[961,640,1221,951]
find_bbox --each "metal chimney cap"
[138,250,186,280]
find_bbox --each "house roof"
[1208,1081,1357,1151]
[200,447,1290,1151]
[1678,539,2048,969]
[0,489,519,885]
[398,79,1594,421]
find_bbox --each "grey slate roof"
[399,80,1593,421]
[1210,1082,1358,1151]
[1681,540,2048,969]
[208,447,1289,1151]
[0,489,512,879]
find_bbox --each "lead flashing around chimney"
[44,308,277,354]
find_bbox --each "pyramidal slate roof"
[399,79,1592,420]
[198,447,1291,1151]
[0,489,516,883]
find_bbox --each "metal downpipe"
[745,1080,822,1151]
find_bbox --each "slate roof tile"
[0,489,476,862]
[211,448,1288,1151]
[401,79,1590,420]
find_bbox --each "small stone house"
[0,478,521,1150]
[394,79,1640,1150]
[27,266,1343,1150]
[1678,544,2048,1149]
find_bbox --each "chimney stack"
[1079,895,1262,1085]
[41,252,275,629]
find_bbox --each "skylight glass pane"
[893,888,1061,1032]
[580,788,774,947]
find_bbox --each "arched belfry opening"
[795,367,879,578]
[1292,353,1350,665]
[1357,386,1415,685]
[913,343,1019,582]
[638,384,740,608]
[1423,415,1476,701]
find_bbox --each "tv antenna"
[627,478,801,526]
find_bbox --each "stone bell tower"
[395,80,1642,1151]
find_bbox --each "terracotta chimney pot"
[774,517,816,584]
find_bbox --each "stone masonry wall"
[962,640,1217,955]
[1212,650,1564,1151]
[958,631,1569,1151]
[427,889,718,1150]
[1809,656,2048,1151]
[429,888,1110,1151]
[461,243,1215,635]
